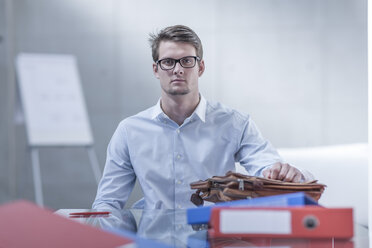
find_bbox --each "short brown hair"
[149,25,203,62]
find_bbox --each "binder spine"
[209,207,354,239]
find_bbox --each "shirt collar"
[194,94,206,122]
[151,98,163,120]
[151,94,206,123]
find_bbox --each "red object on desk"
[69,211,110,218]
[69,211,111,216]
[209,206,353,239]
[0,200,133,248]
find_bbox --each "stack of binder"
[208,206,353,239]
[208,237,354,248]
[187,192,318,225]
[187,192,354,240]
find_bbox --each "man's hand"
[262,162,303,183]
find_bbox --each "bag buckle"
[238,179,244,190]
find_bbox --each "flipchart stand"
[16,53,101,206]
[30,146,101,206]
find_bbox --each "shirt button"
[176,129,180,134]
[177,204,182,209]
[176,154,181,160]
[176,180,182,185]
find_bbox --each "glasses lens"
[160,59,175,70]
[180,57,196,68]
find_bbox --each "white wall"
[0,0,367,208]
[112,0,367,148]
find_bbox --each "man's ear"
[153,63,159,79]
[198,60,205,77]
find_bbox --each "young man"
[93,25,312,210]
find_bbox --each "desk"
[56,209,369,248]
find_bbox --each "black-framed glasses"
[156,56,200,70]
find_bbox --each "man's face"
[153,41,205,96]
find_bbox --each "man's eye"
[162,59,174,65]
[182,58,192,64]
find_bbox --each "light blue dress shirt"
[92,96,283,210]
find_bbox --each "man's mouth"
[171,79,186,83]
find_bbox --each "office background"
[0,0,367,209]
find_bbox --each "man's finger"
[262,169,270,179]
[284,167,303,182]
[278,163,289,180]
[269,163,282,180]
[292,173,302,183]
[282,167,295,182]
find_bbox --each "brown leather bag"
[190,171,326,206]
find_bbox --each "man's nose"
[173,61,184,74]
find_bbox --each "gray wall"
[0,0,367,209]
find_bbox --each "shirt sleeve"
[92,121,136,210]
[234,116,283,177]
[234,116,315,182]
